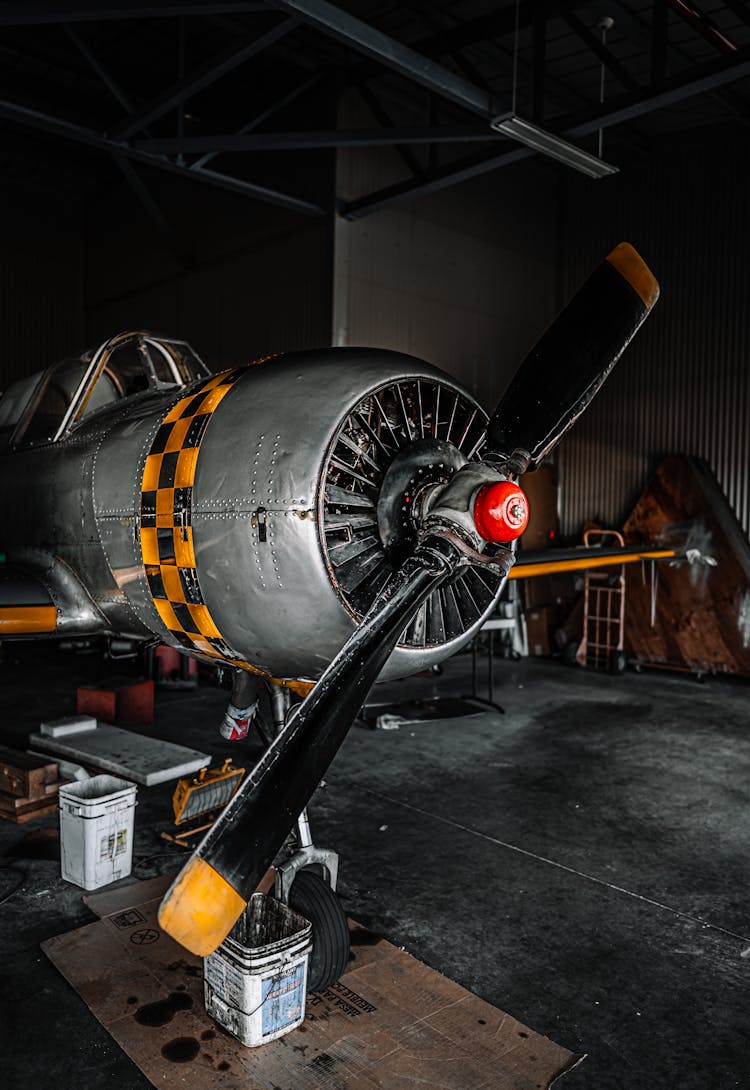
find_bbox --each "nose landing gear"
[265,683,351,993]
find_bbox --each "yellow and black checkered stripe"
[138,365,313,697]
[139,366,247,663]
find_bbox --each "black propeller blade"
[486,242,659,472]
[159,538,457,955]
[159,242,659,957]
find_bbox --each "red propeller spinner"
[473,480,530,543]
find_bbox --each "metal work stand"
[363,584,528,725]
[461,619,508,715]
[361,692,485,725]
[461,584,527,715]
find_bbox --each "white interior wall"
[333,91,559,414]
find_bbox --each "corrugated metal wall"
[85,176,333,369]
[557,138,750,540]
[0,179,332,388]
[87,223,332,369]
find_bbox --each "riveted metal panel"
[91,391,183,639]
[191,348,501,680]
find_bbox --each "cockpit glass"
[0,372,44,446]
[83,339,208,412]
[101,343,152,399]
[7,360,90,448]
[0,334,209,449]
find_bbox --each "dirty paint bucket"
[204,892,312,1047]
[58,774,137,890]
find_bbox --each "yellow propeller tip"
[158,854,247,957]
[606,242,660,309]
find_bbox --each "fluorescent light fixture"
[490,113,619,179]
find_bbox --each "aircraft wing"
[0,564,57,636]
[0,544,696,635]
[509,545,690,579]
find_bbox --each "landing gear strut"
[264,683,350,992]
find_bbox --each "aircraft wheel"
[289,870,350,993]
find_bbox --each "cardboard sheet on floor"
[43,875,582,1089]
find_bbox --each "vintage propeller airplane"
[0,242,659,972]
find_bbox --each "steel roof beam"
[355,83,424,180]
[399,1,594,118]
[192,72,321,168]
[268,0,498,118]
[343,146,531,220]
[724,0,750,29]
[112,153,187,265]
[137,126,503,153]
[63,23,134,113]
[399,0,494,94]
[604,0,748,122]
[664,0,738,54]
[343,0,588,117]
[562,11,642,93]
[343,46,750,218]
[0,97,324,216]
[110,16,298,140]
[63,26,184,255]
[0,2,268,24]
[402,0,584,63]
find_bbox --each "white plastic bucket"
[58,774,137,890]
[204,893,312,1047]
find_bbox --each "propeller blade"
[486,242,659,471]
[158,540,457,956]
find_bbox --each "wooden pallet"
[0,790,60,822]
[0,745,58,799]
[0,745,62,823]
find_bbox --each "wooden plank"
[0,781,62,810]
[623,455,750,674]
[0,792,59,823]
[0,745,58,799]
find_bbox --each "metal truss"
[0,0,748,218]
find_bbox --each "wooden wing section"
[623,455,750,676]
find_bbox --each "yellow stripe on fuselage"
[138,367,313,697]
[0,606,57,634]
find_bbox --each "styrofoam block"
[29,724,211,786]
[40,715,97,738]
[28,751,90,781]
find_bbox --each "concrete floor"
[1,645,749,1089]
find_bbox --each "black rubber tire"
[288,870,350,993]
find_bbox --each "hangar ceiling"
[0,0,749,219]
